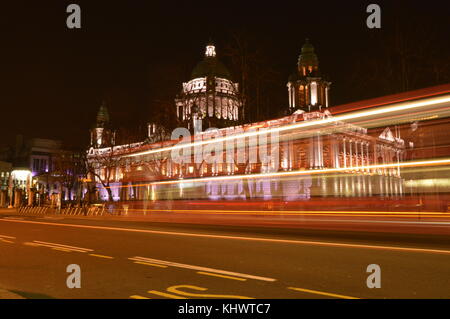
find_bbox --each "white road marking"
[32,240,93,252]
[130,256,276,282]
[2,218,450,255]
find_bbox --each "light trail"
[3,219,450,255]
[102,158,450,188]
[124,95,450,158]
[330,85,450,115]
[107,208,450,218]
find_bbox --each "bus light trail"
[103,158,450,189]
[124,95,450,158]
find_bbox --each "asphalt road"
[0,212,449,299]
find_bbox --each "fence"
[16,205,106,216]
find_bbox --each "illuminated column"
[308,136,314,169]
[343,138,347,169]
[355,140,359,171]
[319,135,324,168]
[315,134,324,169]
[366,143,370,173]
[388,147,393,176]
[329,137,339,169]
[360,141,365,172]
[349,139,353,169]
[288,84,292,109]
[374,144,379,175]
[310,81,318,107]
[288,141,294,171]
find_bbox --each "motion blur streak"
[103,158,450,188]
[2,218,450,255]
[110,208,450,218]
[125,95,450,158]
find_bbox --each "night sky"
[1,1,449,148]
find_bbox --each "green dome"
[191,56,232,80]
[95,102,110,127]
[298,38,319,67]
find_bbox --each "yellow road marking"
[52,247,72,252]
[130,295,150,299]
[33,240,92,252]
[134,261,168,268]
[147,290,187,299]
[28,243,81,252]
[0,235,16,239]
[288,287,359,299]
[24,242,40,247]
[167,285,254,299]
[89,254,114,259]
[197,271,247,281]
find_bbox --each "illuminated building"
[0,135,83,206]
[0,161,12,207]
[175,42,244,132]
[287,39,331,113]
[86,41,406,203]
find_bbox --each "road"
[0,210,449,299]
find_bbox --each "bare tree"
[223,31,283,123]
[52,150,86,202]
[86,146,125,202]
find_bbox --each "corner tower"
[90,102,115,148]
[287,39,331,113]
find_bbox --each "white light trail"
[124,95,450,158]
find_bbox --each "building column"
[343,138,347,169]
[349,139,353,169]
[365,143,371,173]
[289,141,294,171]
[332,138,340,169]
[360,141,365,172]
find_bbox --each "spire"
[96,101,110,127]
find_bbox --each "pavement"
[0,209,449,299]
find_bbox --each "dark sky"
[1,0,449,148]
